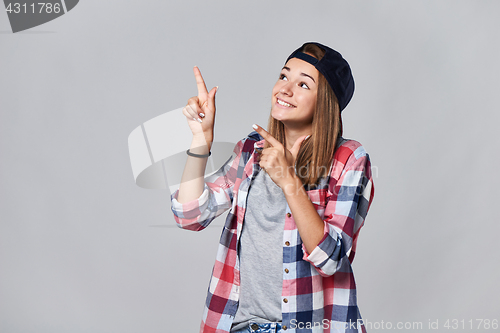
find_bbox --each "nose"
[279,81,293,96]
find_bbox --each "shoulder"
[329,138,372,180]
[334,137,369,165]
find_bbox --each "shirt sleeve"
[170,139,245,231]
[301,146,375,277]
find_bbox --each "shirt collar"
[253,139,265,151]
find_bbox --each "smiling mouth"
[276,98,296,108]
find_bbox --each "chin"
[271,110,286,122]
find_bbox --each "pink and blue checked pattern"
[171,132,374,333]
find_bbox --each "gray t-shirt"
[231,169,286,331]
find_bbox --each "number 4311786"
[444,319,498,330]
[5,3,62,14]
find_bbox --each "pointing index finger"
[193,66,208,100]
[252,124,281,148]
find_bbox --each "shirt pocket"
[307,188,328,220]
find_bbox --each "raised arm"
[177,66,218,203]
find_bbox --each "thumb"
[289,135,310,158]
[206,86,218,112]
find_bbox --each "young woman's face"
[271,57,319,128]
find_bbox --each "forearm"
[176,133,212,203]
[282,177,325,254]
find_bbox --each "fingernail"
[197,118,203,123]
[199,113,205,118]
[216,86,219,91]
[252,124,258,130]
[193,117,197,122]
[305,135,311,140]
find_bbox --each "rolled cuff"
[171,185,210,215]
[302,223,342,277]
[171,185,212,230]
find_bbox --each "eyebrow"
[282,66,316,83]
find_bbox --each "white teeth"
[277,99,294,107]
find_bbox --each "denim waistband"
[232,321,284,333]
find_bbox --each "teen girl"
[171,42,374,333]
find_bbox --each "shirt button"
[284,268,289,273]
[285,241,290,246]
[286,212,291,218]
[283,298,288,303]
[283,325,287,330]
[251,323,259,330]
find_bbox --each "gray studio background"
[1,1,499,332]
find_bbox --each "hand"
[253,124,309,188]
[182,66,218,143]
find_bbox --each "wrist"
[192,133,213,150]
[281,174,303,196]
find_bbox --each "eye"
[300,82,310,89]
[279,73,288,81]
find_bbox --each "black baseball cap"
[286,42,355,111]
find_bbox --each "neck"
[284,124,312,150]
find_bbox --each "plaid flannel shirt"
[171,131,374,333]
